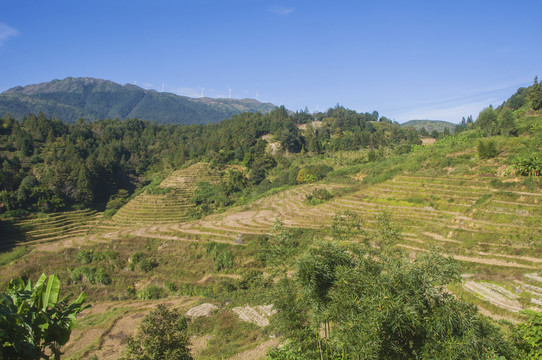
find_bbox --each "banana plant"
[0,273,89,359]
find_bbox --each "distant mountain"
[0,77,275,124]
[401,120,456,133]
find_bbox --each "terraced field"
[136,173,542,317]
[106,163,222,228]
[3,209,103,250]
[5,163,542,328]
[2,161,541,360]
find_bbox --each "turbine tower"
[161,82,164,92]
[256,91,259,101]
[200,87,206,97]
[228,87,232,99]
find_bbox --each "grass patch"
[0,246,27,266]
[191,310,266,359]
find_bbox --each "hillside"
[1,81,542,359]
[402,119,456,133]
[0,77,275,124]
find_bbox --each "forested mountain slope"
[0,77,275,124]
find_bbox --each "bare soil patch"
[186,303,219,318]
[232,305,276,327]
[464,281,522,312]
[228,338,280,360]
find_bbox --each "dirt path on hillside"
[228,338,280,360]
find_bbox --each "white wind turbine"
[200,87,206,97]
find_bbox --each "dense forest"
[0,105,422,217]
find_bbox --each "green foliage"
[305,188,333,205]
[70,266,112,285]
[296,168,317,184]
[296,164,333,184]
[76,249,106,264]
[330,210,366,242]
[205,242,234,271]
[401,120,456,133]
[476,106,499,135]
[477,139,499,159]
[105,189,130,212]
[0,274,88,359]
[270,213,517,359]
[506,87,528,110]
[0,246,27,267]
[129,252,157,272]
[257,219,299,265]
[124,304,192,360]
[136,285,167,300]
[530,77,542,111]
[514,156,542,176]
[516,310,542,358]
[498,108,517,136]
[190,181,232,218]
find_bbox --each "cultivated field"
[2,161,541,358]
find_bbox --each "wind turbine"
[256,91,259,101]
[228,87,232,99]
[161,82,165,92]
[200,87,206,97]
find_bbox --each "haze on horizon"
[1,0,541,123]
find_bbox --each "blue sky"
[1,1,541,123]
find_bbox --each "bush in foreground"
[124,305,192,360]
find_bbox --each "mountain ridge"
[0,77,275,125]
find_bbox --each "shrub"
[206,242,234,271]
[137,258,157,273]
[76,249,105,264]
[137,285,166,300]
[70,266,111,285]
[124,305,192,360]
[165,281,178,293]
[514,156,542,176]
[477,140,499,159]
[296,165,333,184]
[305,188,333,205]
[129,252,157,272]
[516,310,542,358]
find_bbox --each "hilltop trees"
[530,76,542,110]
[0,105,420,216]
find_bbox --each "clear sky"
[1,0,541,123]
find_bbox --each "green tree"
[477,139,499,159]
[476,106,499,135]
[0,274,88,359]
[530,76,542,111]
[124,305,192,360]
[76,164,93,207]
[269,213,517,359]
